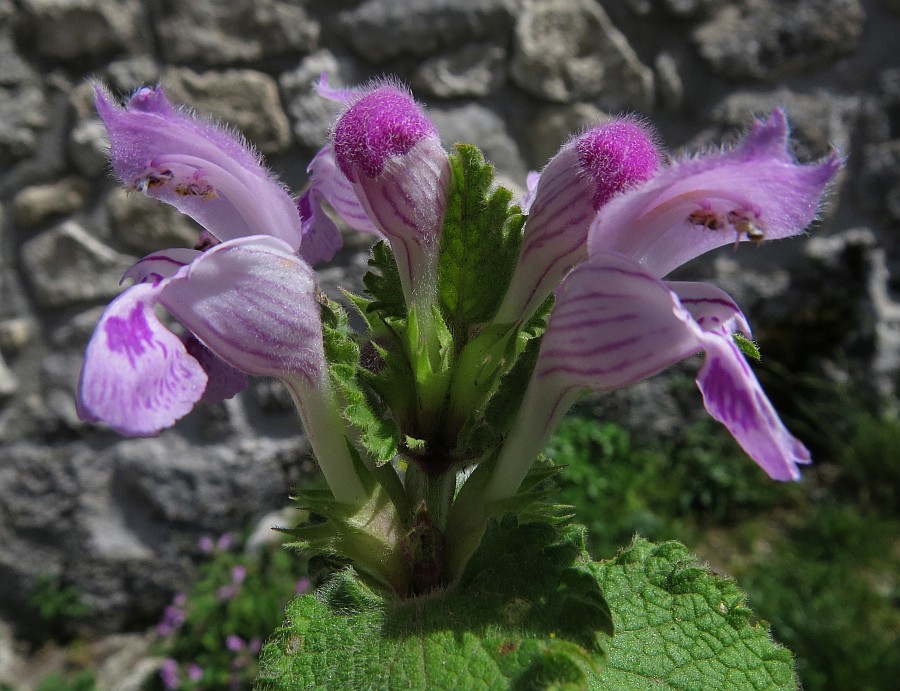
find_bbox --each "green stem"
[288,378,368,505]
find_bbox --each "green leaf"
[257,528,797,691]
[590,538,797,690]
[256,520,611,690]
[733,333,761,361]
[363,240,407,319]
[437,144,525,345]
[321,296,401,464]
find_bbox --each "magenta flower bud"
[495,118,660,324]
[331,83,450,307]
[333,86,438,181]
[575,120,660,210]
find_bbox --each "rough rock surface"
[154,0,319,66]
[693,0,866,79]
[0,3,898,686]
[510,0,654,109]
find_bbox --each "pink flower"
[485,111,840,500]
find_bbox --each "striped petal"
[77,282,208,436]
[496,120,660,324]
[96,85,302,250]
[158,235,326,386]
[588,110,841,277]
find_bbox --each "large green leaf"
[590,538,797,690]
[256,523,796,690]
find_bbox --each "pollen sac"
[132,165,173,193]
[174,178,217,200]
[727,209,766,243]
[688,208,725,231]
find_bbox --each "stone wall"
[0,0,898,639]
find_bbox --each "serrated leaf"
[589,538,797,690]
[363,240,407,319]
[256,520,611,691]
[320,297,401,463]
[437,144,525,345]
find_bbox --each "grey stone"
[339,0,520,63]
[161,68,292,154]
[705,88,859,164]
[0,318,32,354]
[0,35,35,88]
[510,0,654,110]
[525,102,609,167]
[0,433,307,634]
[104,56,163,93]
[412,42,507,99]
[660,0,727,17]
[18,0,144,64]
[279,51,359,150]
[155,0,319,66]
[692,0,865,80]
[20,221,133,309]
[654,51,684,111]
[69,117,109,178]
[858,139,900,221]
[430,103,528,181]
[0,83,47,164]
[106,188,202,255]
[12,177,90,229]
[0,353,15,398]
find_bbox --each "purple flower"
[198,535,215,554]
[231,564,247,585]
[485,111,840,500]
[216,532,235,552]
[77,86,367,504]
[304,81,451,308]
[185,663,203,683]
[226,633,246,652]
[295,576,312,595]
[496,118,661,324]
[95,85,301,251]
[157,602,187,637]
[216,584,238,602]
[159,658,180,690]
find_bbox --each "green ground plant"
[547,400,899,691]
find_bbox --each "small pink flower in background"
[231,564,247,585]
[226,633,246,652]
[185,663,203,682]
[159,658,180,690]
[295,576,311,595]
[197,535,214,554]
[216,533,235,552]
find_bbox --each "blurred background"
[0,0,897,688]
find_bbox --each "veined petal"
[588,110,841,277]
[534,253,700,392]
[158,235,326,385]
[183,334,248,404]
[332,84,450,305]
[123,247,201,285]
[77,282,208,436]
[496,119,660,324]
[694,333,810,481]
[297,145,384,266]
[95,85,302,250]
[487,251,808,499]
[666,280,751,337]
